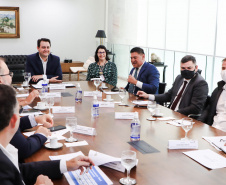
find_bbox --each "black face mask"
[181,70,196,79]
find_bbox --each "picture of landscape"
[0,10,16,34]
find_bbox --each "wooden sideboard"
[60,62,83,73]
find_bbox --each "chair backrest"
[83,56,95,70]
[158,82,166,94]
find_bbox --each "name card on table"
[84,91,102,97]
[52,106,75,113]
[168,140,198,149]
[43,92,61,98]
[73,125,96,136]
[104,91,119,95]
[115,112,135,119]
[99,101,115,108]
[49,84,66,90]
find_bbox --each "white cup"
[106,95,111,101]
[50,136,58,148]
[23,81,28,86]
[155,108,161,115]
[37,102,45,109]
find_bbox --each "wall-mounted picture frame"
[0,7,20,38]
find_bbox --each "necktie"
[171,81,188,110]
[128,68,138,94]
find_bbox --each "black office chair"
[158,82,166,94]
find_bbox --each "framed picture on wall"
[0,7,20,38]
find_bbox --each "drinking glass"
[147,101,157,120]
[24,72,31,88]
[93,78,101,91]
[181,118,193,140]
[119,88,126,105]
[65,117,78,142]
[47,97,54,117]
[119,150,136,185]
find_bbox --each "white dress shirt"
[131,62,145,89]
[212,85,226,132]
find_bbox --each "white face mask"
[221,70,226,82]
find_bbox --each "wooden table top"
[24,81,226,185]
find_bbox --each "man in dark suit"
[0,84,94,185]
[125,47,159,95]
[26,38,62,84]
[198,59,226,130]
[138,55,208,116]
[0,58,52,161]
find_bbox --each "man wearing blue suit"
[125,47,159,95]
[26,38,62,84]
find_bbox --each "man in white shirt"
[199,59,226,130]
[0,84,94,185]
[137,55,208,116]
[26,38,62,84]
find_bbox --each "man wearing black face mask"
[137,55,208,116]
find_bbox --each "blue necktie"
[128,68,138,94]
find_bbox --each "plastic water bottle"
[91,95,99,117]
[130,112,141,141]
[75,83,83,102]
[41,75,48,93]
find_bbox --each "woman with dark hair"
[86,45,117,86]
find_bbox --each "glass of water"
[119,150,136,185]
[93,78,101,91]
[181,118,193,140]
[119,88,126,105]
[65,117,78,142]
[24,72,31,87]
[47,97,54,117]
[147,101,157,120]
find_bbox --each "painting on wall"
[0,7,20,38]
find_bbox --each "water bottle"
[130,112,141,141]
[91,95,99,117]
[75,83,83,102]
[41,75,48,93]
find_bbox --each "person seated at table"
[86,45,117,86]
[198,59,226,130]
[0,58,52,161]
[26,38,62,84]
[125,47,159,95]
[137,55,208,116]
[0,84,95,185]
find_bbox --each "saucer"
[45,142,63,149]
[33,106,48,110]
[103,98,114,101]
[153,113,163,117]
[147,117,156,121]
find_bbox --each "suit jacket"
[125,62,159,94]
[10,116,47,161]
[155,73,208,116]
[26,52,62,83]
[0,148,62,185]
[198,80,225,125]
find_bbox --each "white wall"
[0,0,106,62]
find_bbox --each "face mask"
[221,70,226,82]
[181,70,195,80]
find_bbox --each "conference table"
[23,81,226,185]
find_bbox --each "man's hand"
[49,76,62,83]
[66,155,95,174]
[35,126,51,137]
[25,90,39,104]
[31,75,43,82]
[35,114,54,128]
[35,175,53,185]
[128,75,137,85]
[137,91,149,99]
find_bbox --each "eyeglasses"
[98,52,106,54]
[0,71,13,77]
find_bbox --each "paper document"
[167,119,184,126]
[132,100,149,105]
[183,149,226,169]
[52,106,75,113]
[20,111,43,116]
[62,82,75,87]
[49,84,66,90]
[104,91,119,95]
[16,93,29,98]
[84,91,102,97]
[115,112,135,119]
[203,136,226,151]
[157,117,176,121]
[89,150,125,172]
[64,140,88,147]
[49,151,113,185]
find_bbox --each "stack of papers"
[49,151,113,185]
[64,140,88,147]
[183,149,226,169]
[203,136,226,151]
